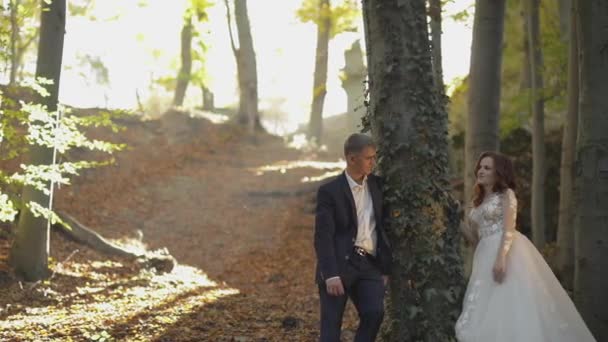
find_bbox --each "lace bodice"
[467,188,518,262]
[469,192,505,238]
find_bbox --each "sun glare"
[0,262,239,340]
[57,0,473,136]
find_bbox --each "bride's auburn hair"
[472,151,517,207]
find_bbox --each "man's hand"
[325,277,345,296]
[382,275,389,287]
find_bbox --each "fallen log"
[53,211,176,273]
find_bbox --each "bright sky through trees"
[57,0,473,135]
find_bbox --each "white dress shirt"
[345,171,377,256]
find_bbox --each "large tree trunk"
[10,0,66,281]
[362,1,464,340]
[574,0,608,340]
[173,15,193,107]
[428,0,444,92]
[526,0,546,248]
[463,0,505,276]
[556,0,577,290]
[234,0,259,134]
[308,0,330,143]
[464,0,505,205]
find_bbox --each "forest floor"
[0,109,362,341]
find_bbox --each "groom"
[314,133,392,342]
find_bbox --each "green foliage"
[0,6,9,64]
[67,0,96,17]
[73,53,110,86]
[0,81,126,223]
[446,1,474,23]
[190,11,212,89]
[152,0,213,92]
[296,0,360,38]
[448,0,567,140]
[0,0,40,81]
[186,0,213,21]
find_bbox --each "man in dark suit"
[314,133,392,342]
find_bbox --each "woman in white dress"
[455,151,596,342]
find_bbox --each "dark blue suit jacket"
[314,172,392,284]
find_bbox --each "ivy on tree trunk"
[362,1,464,340]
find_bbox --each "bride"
[455,151,596,342]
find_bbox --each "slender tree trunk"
[464,0,505,276]
[234,0,259,135]
[574,1,608,340]
[10,0,66,281]
[308,0,330,143]
[558,0,571,41]
[520,0,531,91]
[428,0,444,92]
[526,0,546,248]
[556,0,577,290]
[15,31,39,82]
[224,0,238,56]
[341,40,366,132]
[202,86,214,110]
[362,0,464,339]
[173,15,193,107]
[9,0,21,86]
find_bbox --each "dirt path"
[30,111,358,341]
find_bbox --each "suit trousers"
[318,252,385,342]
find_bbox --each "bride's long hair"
[472,152,517,207]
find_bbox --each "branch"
[53,210,142,259]
[52,210,176,274]
[223,0,238,56]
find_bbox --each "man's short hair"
[344,133,376,156]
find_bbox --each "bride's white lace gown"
[455,189,596,342]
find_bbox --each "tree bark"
[173,15,193,107]
[9,0,21,86]
[202,86,214,110]
[463,0,505,276]
[520,0,531,91]
[362,1,464,339]
[308,0,330,143]
[428,0,444,92]
[558,0,571,41]
[10,0,66,281]
[234,0,259,134]
[574,0,608,340]
[464,0,505,204]
[526,0,546,249]
[556,0,578,290]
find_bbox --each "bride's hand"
[493,257,506,283]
